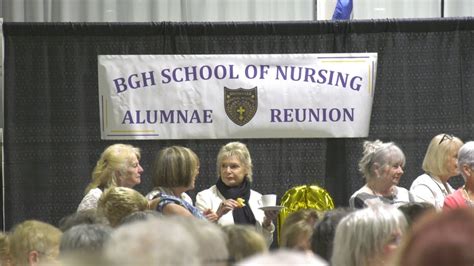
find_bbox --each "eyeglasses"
[439,134,454,145]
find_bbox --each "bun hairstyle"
[358,140,405,181]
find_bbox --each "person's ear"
[28,250,40,266]
[115,170,124,181]
[372,162,381,178]
[462,164,472,178]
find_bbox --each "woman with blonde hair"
[9,220,62,266]
[350,140,414,208]
[196,141,278,245]
[222,224,267,263]
[280,209,319,252]
[0,232,11,266]
[98,187,149,227]
[410,134,463,210]
[77,143,144,211]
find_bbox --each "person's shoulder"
[250,189,263,197]
[349,185,368,199]
[196,185,217,196]
[443,189,464,209]
[396,186,410,193]
[87,187,103,197]
[145,189,160,200]
[444,189,463,202]
[202,184,217,192]
[410,173,431,185]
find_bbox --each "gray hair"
[175,216,229,265]
[216,142,253,182]
[60,224,112,254]
[118,210,162,226]
[457,141,474,180]
[104,217,200,266]
[237,249,328,266]
[331,203,407,266]
[358,140,405,181]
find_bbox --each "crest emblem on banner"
[224,87,258,126]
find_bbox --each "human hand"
[203,209,219,222]
[263,210,279,227]
[216,199,240,217]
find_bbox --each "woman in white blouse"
[196,142,278,245]
[77,144,144,211]
[410,133,463,210]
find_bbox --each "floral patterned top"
[154,192,205,219]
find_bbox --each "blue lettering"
[128,74,140,89]
[160,110,174,123]
[335,72,349,88]
[189,110,201,123]
[276,66,288,80]
[350,76,362,91]
[161,69,171,84]
[270,109,283,122]
[327,70,335,86]
[229,65,239,79]
[304,68,316,82]
[245,65,258,79]
[113,78,127,93]
[203,110,213,123]
[141,71,156,87]
[177,110,188,123]
[200,66,212,80]
[122,110,134,124]
[146,110,158,124]
[185,66,198,81]
[260,65,270,79]
[134,110,146,124]
[214,65,227,80]
[317,69,327,84]
[172,68,184,82]
[284,109,293,122]
[290,66,303,81]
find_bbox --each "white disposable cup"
[261,194,277,207]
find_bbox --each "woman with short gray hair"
[349,140,414,208]
[444,141,474,210]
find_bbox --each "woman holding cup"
[196,141,278,245]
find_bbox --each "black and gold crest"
[224,87,258,126]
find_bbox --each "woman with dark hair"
[146,146,205,219]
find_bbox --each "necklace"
[368,185,395,199]
[428,174,449,197]
[462,187,474,207]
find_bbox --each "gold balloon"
[277,185,335,245]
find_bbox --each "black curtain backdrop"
[3,18,474,230]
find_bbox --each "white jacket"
[196,185,274,245]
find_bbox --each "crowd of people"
[1,134,474,265]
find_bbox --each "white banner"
[98,53,377,139]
